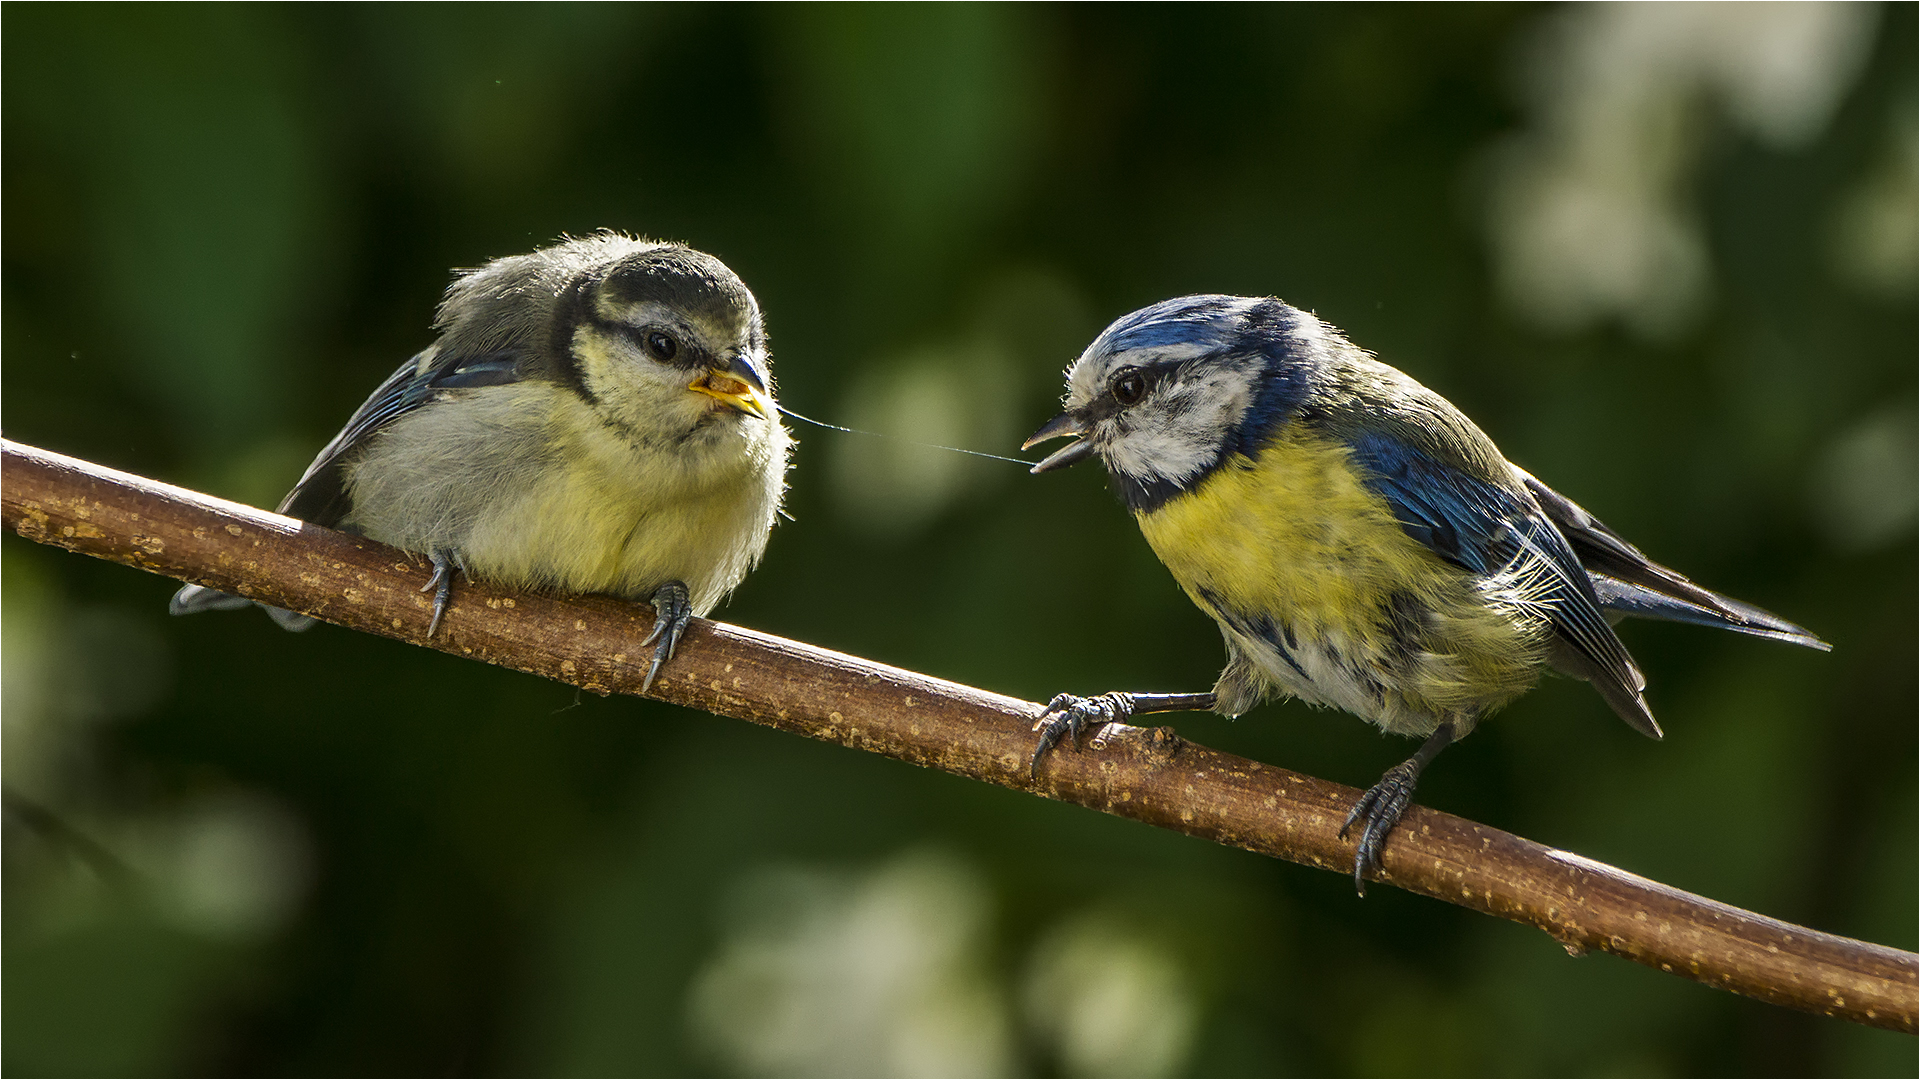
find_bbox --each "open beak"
[1022,411,1096,474]
[689,355,773,421]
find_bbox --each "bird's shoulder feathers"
[278,344,528,526]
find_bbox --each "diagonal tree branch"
[3,437,1914,1034]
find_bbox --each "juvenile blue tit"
[1022,295,1826,891]
[172,232,791,688]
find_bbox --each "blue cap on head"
[1098,294,1266,356]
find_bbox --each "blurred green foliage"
[4,5,1913,1075]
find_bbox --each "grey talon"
[1338,722,1455,895]
[423,550,458,638]
[1028,692,1137,777]
[641,580,694,693]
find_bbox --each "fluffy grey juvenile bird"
[172,233,791,688]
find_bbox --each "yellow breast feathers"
[1134,427,1548,726]
[1135,429,1436,631]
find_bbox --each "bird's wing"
[278,346,524,526]
[1349,433,1660,738]
[1517,470,1829,651]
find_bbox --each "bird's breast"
[471,393,786,612]
[346,382,788,614]
[1135,429,1434,636]
[1135,428,1543,729]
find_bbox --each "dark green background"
[4,5,1914,1075]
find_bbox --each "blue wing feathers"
[1347,433,1655,733]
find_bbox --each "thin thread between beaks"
[777,405,1035,467]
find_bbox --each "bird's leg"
[421,549,459,638]
[639,580,694,693]
[1029,691,1215,777]
[1340,721,1456,895]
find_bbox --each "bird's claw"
[421,550,458,638]
[1339,759,1423,895]
[1029,692,1135,777]
[640,580,693,693]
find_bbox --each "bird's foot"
[1029,692,1135,777]
[1338,761,1424,895]
[639,580,693,693]
[421,550,459,638]
[1337,721,1454,896]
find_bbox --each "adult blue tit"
[1022,294,1827,892]
[171,232,791,689]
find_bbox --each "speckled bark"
[4,437,1914,1033]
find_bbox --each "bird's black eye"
[644,330,679,363]
[1111,368,1148,406]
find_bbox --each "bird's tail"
[169,584,317,632]
[1589,573,1829,651]
[1518,471,1829,652]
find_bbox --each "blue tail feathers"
[1589,574,1829,651]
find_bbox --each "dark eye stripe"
[588,315,706,369]
[1109,359,1182,397]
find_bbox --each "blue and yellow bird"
[1022,294,1827,891]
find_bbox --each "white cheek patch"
[1103,404,1217,483]
[575,330,677,394]
[573,329,716,443]
[1098,356,1261,486]
[1172,360,1257,437]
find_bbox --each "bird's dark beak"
[724,352,769,393]
[690,356,773,421]
[1022,411,1096,474]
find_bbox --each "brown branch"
[3,436,1914,1033]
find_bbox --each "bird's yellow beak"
[689,369,773,421]
[1022,411,1096,474]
